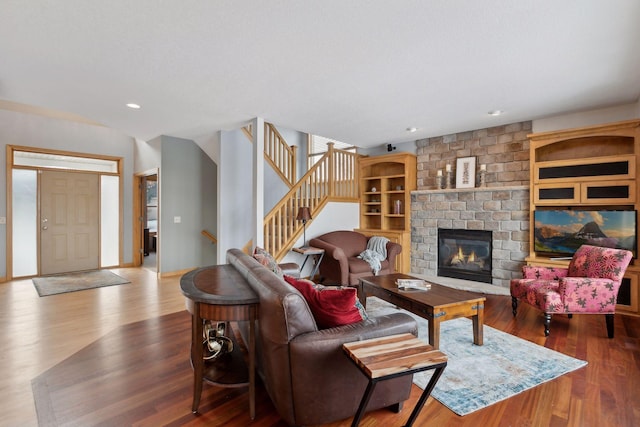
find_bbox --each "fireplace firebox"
[438,229,492,283]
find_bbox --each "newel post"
[291,145,298,184]
[327,142,335,197]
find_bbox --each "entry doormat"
[366,297,588,416]
[32,270,131,297]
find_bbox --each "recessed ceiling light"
[488,110,504,116]
[406,127,417,132]
[126,103,141,109]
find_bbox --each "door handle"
[42,226,48,230]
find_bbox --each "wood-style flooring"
[1,266,639,426]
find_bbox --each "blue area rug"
[366,297,587,416]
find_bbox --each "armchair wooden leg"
[543,313,551,336]
[511,297,518,316]
[605,314,614,338]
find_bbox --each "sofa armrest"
[291,312,418,350]
[308,238,345,260]
[286,312,417,424]
[279,262,300,278]
[309,238,350,283]
[522,265,568,280]
[385,242,402,271]
[289,312,418,369]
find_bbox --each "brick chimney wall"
[416,121,532,190]
[411,121,532,288]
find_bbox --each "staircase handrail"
[201,230,218,244]
[263,143,360,260]
[242,122,297,187]
[264,122,297,187]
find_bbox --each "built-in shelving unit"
[355,152,416,273]
[527,119,640,315]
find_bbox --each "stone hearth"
[411,186,529,288]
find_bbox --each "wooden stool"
[343,333,447,427]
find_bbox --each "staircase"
[244,122,298,187]
[244,124,360,260]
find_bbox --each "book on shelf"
[396,279,431,290]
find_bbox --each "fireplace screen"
[438,229,492,283]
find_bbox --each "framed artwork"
[456,156,476,188]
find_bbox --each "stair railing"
[242,123,253,141]
[243,122,297,187]
[264,122,297,187]
[263,143,360,260]
[201,230,218,244]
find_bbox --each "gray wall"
[199,142,217,266]
[359,140,417,157]
[216,124,309,261]
[264,156,290,213]
[134,137,161,173]
[276,126,308,181]
[217,129,253,260]
[0,108,135,278]
[532,101,640,133]
[159,136,217,272]
[264,125,307,212]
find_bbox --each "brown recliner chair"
[309,230,401,286]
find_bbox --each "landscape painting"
[534,210,637,257]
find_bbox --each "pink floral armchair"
[510,245,633,338]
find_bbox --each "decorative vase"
[394,200,402,214]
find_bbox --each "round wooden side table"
[180,265,259,419]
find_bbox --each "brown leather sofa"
[227,248,417,426]
[309,230,402,286]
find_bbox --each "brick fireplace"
[438,228,493,283]
[411,186,529,288]
[410,121,532,289]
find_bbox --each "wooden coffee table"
[358,273,485,349]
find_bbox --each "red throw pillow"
[284,275,365,328]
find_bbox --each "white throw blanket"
[358,236,389,275]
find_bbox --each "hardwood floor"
[1,267,639,426]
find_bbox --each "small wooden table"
[343,333,448,427]
[180,265,259,419]
[292,246,325,278]
[359,273,485,349]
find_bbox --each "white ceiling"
[1,1,639,148]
